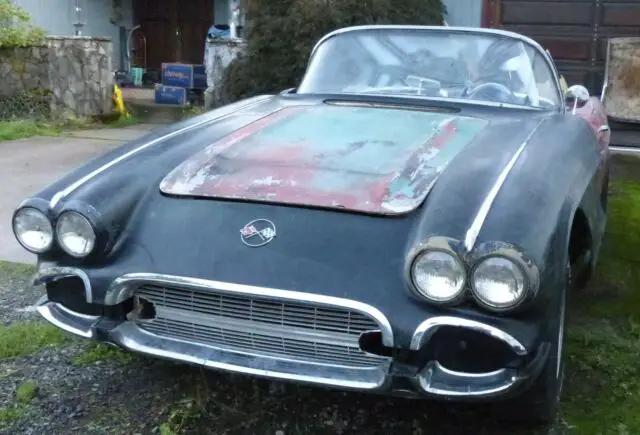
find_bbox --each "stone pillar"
[46,36,114,119]
[204,39,246,109]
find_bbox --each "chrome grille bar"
[133,284,390,368]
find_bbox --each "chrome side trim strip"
[410,316,528,356]
[105,273,395,347]
[33,266,93,303]
[49,95,273,209]
[463,119,544,251]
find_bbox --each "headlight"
[55,211,96,258]
[471,256,527,310]
[411,250,466,303]
[12,208,53,253]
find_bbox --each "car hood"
[159,104,489,215]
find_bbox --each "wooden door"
[133,0,214,71]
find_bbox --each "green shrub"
[0,89,51,121]
[0,0,45,48]
[217,0,445,104]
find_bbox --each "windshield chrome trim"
[304,25,564,112]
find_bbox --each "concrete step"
[121,87,204,124]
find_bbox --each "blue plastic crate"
[154,84,188,105]
[162,63,207,89]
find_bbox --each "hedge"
[0,0,45,48]
[218,0,446,104]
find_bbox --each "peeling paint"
[160,105,488,215]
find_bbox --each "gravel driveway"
[0,264,559,435]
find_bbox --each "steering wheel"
[465,82,519,105]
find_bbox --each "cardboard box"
[154,84,188,105]
[192,64,207,90]
[162,63,207,89]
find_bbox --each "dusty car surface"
[13,25,610,424]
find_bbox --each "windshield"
[298,29,561,109]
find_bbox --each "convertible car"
[13,25,610,424]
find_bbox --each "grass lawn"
[0,121,61,141]
[0,115,142,142]
[561,173,640,433]
[0,322,68,359]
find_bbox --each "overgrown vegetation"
[0,0,45,48]
[0,120,61,140]
[0,322,69,359]
[15,380,38,404]
[0,405,27,428]
[0,89,52,121]
[560,176,640,433]
[73,343,138,366]
[218,0,446,104]
[0,114,145,141]
[0,261,34,279]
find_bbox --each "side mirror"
[565,85,590,113]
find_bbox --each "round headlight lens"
[471,257,527,310]
[12,208,53,253]
[411,250,466,303]
[56,211,96,258]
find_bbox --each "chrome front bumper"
[35,269,548,400]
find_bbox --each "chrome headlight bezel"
[469,255,529,312]
[55,210,97,258]
[468,242,541,313]
[406,237,468,305]
[12,207,54,254]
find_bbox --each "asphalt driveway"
[0,125,158,264]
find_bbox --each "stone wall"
[0,36,113,120]
[204,39,246,109]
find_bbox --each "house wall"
[14,0,133,70]
[442,0,483,27]
[213,0,229,25]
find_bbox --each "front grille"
[133,284,389,368]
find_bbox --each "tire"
[496,262,569,425]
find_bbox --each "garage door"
[484,0,640,95]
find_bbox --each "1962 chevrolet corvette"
[12,26,610,423]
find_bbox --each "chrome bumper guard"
[37,298,99,339]
[37,300,391,391]
[35,268,547,398]
[410,316,548,398]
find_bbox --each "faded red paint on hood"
[159,105,489,215]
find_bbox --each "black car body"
[12,26,611,423]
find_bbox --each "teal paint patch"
[161,104,491,215]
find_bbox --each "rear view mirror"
[565,85,590,113]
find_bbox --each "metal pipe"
[125,25,141,73]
